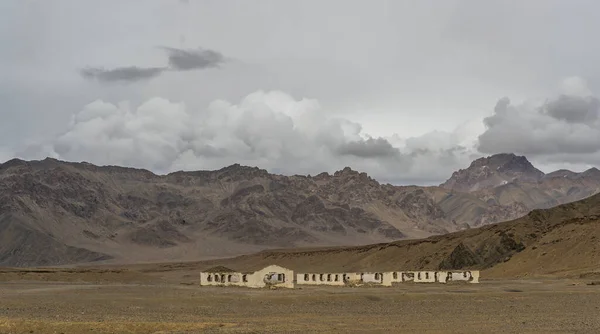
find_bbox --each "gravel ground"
[1,279,599,333]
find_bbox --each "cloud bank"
[17,90,474,184]
[11,77,600,184]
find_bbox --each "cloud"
[161,47,227,71]
[0,147,14,164]
[336,137,400,158]
[477,76,600,165]
[542,95,599,124]
[80,66,165,83]
[79,46,227,83]
[16,90,476,185]
[14,76,600,184]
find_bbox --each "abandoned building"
[296,272,364,286]
[200,266,480,289]
[199,264,294,289]
[294,270,480,286]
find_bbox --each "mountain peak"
[0,158,27,169]
[440,153,544,192]
[582,167,600,178]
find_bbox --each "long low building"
[200,266,480,289]
[296,270,479,286]
[199,264,294,289]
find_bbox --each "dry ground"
[1,277,600,334]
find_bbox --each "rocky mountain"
[1,154,599,267]
[440,153,545,192]
[437,153,600,226]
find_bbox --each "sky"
[1,0,600,185]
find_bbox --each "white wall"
[200,265,294,288]
[446,271,480,284]
[402,272,415,282]
[296,272,346,286]
[469,271,480,283]
[436,271,449,283]
[361,272,383,284]
[414,271,436,283]
[253,265,295,288]
[450,272,471,281]
[390,271,403,283]
[381,272,394,286]
[200,267,479,288]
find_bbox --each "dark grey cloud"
[542,95,599,123]
[79,46,227,83]
[478,84,600,157]
[336,137,400,158]
[80,66,165,83]
[161,47,227,71]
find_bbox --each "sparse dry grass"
[1,279,600,333]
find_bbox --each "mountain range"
[1,153,599,267]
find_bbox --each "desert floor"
[1,276,600,334]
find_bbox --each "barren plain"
[1,269,600,334]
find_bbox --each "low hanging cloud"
[80,66,166,83]
[477,76,600,166]
[18,90,475,185]
[79,46,227,83]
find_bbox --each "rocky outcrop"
[440,153,544,192]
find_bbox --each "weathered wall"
[390,271,403,283]
[381,272,393,286]
[470,271,480,283]
[450,272,471,281]
[414,271,437,283]
[361,272,383,284]
[402,272,415,282]
[436,271,449,283]
[296,272,346,286]
[200,271,246,287]
[445,271,480,283]
[201,267,479,288]
[200,265,294,288]
[253,265,295,288]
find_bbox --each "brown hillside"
[202,192,600,278]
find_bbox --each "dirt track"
[1,279,600,333]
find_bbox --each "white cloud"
[10,76,600,184]
[15,90,477,185]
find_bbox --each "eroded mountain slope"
[207,192,600,278]
[1,154,599,267]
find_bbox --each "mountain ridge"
[1,154,599,267]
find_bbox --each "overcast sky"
[2,0,600,185]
